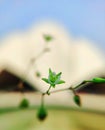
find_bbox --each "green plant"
[18,34,53,108]
[37,68,105,121]
[42,68,65,94]
[17,34,105,121]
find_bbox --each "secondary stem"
[40,85,52,107]
[74,80,91,90]
[32,43,49,63]
[41,93,45,106]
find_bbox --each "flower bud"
[19,98,29,108]
[73,94,81,107]
[36,71,41,77]
[37,105,47,121]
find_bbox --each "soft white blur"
[0,21,104,92]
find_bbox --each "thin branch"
[47,86,52,94]
[73,80,92,90]
[38,80,92,97]
[34,48,48,62]
[69,87,76,95]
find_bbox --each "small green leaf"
[49,68,53,76]
[73,95,81,107]
[42,78,49,83]
[57,80,65,84]
[37,105,47,121]
[92,77,105,83]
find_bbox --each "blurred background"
[0,0,105,130]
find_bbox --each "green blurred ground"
[0,107,105,130]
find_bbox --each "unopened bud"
[19,98,29,108]
[37,105,47,121]
[36,71,41,77]
[73,94,81,107]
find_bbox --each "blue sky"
[0,0,105,49]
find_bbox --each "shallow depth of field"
[0,1,105,130]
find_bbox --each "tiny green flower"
[43,34,53,42]
[42,68,65,87]
[36,71,41,77]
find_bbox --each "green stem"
[22,42,49,81]
[69,87,76,95]
[45,80,91,95]
[73,80,90,90]
[39,80,92,97]
[41,94,45,106]
[46,85,52,95]
[32,43,49,63]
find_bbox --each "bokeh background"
[0,1,105,130]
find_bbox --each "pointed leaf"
[49,68,52,75]
[57,80,65,84]
[57,72,62,77]
[42,78,49,84]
